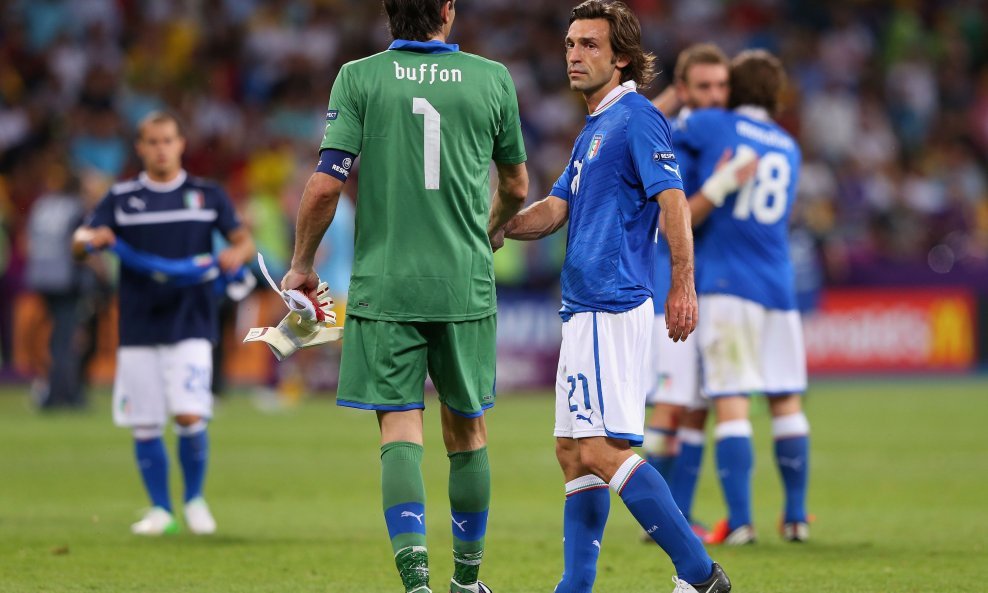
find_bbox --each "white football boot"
[184,497,217,535]
[131,507,179,536]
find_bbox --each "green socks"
[382,441,429,593]
[381,443,491,593]
[448,447,491,591]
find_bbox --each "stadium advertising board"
[804,288,978,373]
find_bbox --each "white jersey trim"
[138,170,188,193]
[115,207,218,226]
[590,81,637,117]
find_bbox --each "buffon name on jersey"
[393,62,463,85]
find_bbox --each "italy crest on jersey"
[587,133,605,160]
[184,189,204,210]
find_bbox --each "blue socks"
[669,428,705,521]
[177,421,209,503]
[134,421,211,513]
[611,455,712,584]
[715,420,754,531]
[773,413,810,523]
[134,435,172,512]
[556,476,610,593]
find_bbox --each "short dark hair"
[570,0,656,88]
[383,0,450,42]
[674,43,728,84]
[136,110,184,140]
[728,49,787,115]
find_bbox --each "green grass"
[1,379,987,592]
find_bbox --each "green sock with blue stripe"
[382,441,430,593]
[448,447,490,593]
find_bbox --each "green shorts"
[337,314,496,418]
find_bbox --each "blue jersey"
[550,84,683,319]
[673,106,802,310]
[88,171,242,346]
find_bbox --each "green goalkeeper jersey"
[321,40,527,322]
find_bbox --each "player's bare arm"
[487,162,529,248]
[651,85,682,115]
[283,172,344,293]
[656,187,697,342]
[71,225,115,260]
[500,195,569,248]
[217,226,255,273]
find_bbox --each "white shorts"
[112,339,214,427]
[697,294,807,397]
[645,314,706,409]
[554,300,652,446]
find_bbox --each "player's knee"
[555,438,589,478]
[768,394,802,417]
[714,395,749,421]
[681,408,709,430]
[174,414,202,428]
[174,418,208,436]
[576,443,621,481]
[441,414,486,452]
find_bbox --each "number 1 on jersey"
[412,98,441,190]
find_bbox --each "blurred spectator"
[24,164,87,408]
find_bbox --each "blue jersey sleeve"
[627,108,684,199]
[87,192,116,230]
[549,164,573,201]
[213,188,241,236]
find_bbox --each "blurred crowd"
[2,0,987,374]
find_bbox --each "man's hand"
[700,145,759,207]
[489,227,506,252]
[72,226,115,259]
[281,267,321,294]
[218,227,255,273]
[85,226,116,250]
[217,247,245,273]
[665,277,698,342]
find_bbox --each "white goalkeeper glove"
[243,253,342,360]
[243,309,343,361]
[700,144,759,207]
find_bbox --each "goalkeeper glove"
[243,311,343,361]
[244,281,341,360]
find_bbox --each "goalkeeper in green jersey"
[281,1,529,592]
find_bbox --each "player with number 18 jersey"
[673,107,801,312]
[672,49,810,546]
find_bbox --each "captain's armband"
[315,149,357,183]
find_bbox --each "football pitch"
[1,378,986,593]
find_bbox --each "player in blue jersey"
[495,3,731,592]
[639,44,732,540]
[673,50,811,544]
[72,112,255,536]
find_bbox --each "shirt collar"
[388,39,460,54]
[590,81,637,117]
[734,105,772,122]
[139,170,187,193]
